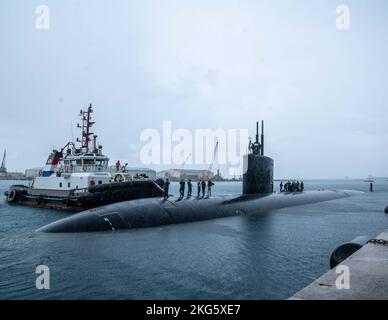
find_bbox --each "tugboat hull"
[5,179,165,212]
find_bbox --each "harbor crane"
[0,149,6,173]
[180,153,192,170]
[208,141,219,173]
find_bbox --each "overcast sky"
[0,0,387,179]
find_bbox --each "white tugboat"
[5,104,164,211]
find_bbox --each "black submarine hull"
[38,190,362,233]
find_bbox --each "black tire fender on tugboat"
[7,189,19,203]
[36,196,43,205]
[62,197,70,207]
[77,196,85,207]
[114,174,125,183]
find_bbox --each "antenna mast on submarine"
[261,120,264,156]
[255,121,259,149]
[251,121,264,156]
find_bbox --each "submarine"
[38,121,362,233]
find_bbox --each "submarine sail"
[243,120,274,195]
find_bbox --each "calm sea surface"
[1,179,387,300]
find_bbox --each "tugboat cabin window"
[69,160,82,167]
[83,159,94,165]
[95,160,106,166]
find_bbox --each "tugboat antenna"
[80,104,95,152]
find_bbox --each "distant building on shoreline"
[0,171,29,180]
[157,169,213,181]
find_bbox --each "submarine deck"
[37,189,363,233]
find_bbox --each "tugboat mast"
[78,104,95,152]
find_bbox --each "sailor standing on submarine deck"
[207,179,214,196]
[179,178,185,198]
[187,179,193,197]
[201,179,206,198]
[164,178,170,200]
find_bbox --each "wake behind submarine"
[38,121,362,233]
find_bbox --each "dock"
[291,229,388,300]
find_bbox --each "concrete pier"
[291,229,388,300]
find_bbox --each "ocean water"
[0,179,387,300]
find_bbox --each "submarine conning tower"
[243,121,274,195]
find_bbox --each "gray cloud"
[0,0,387,178]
